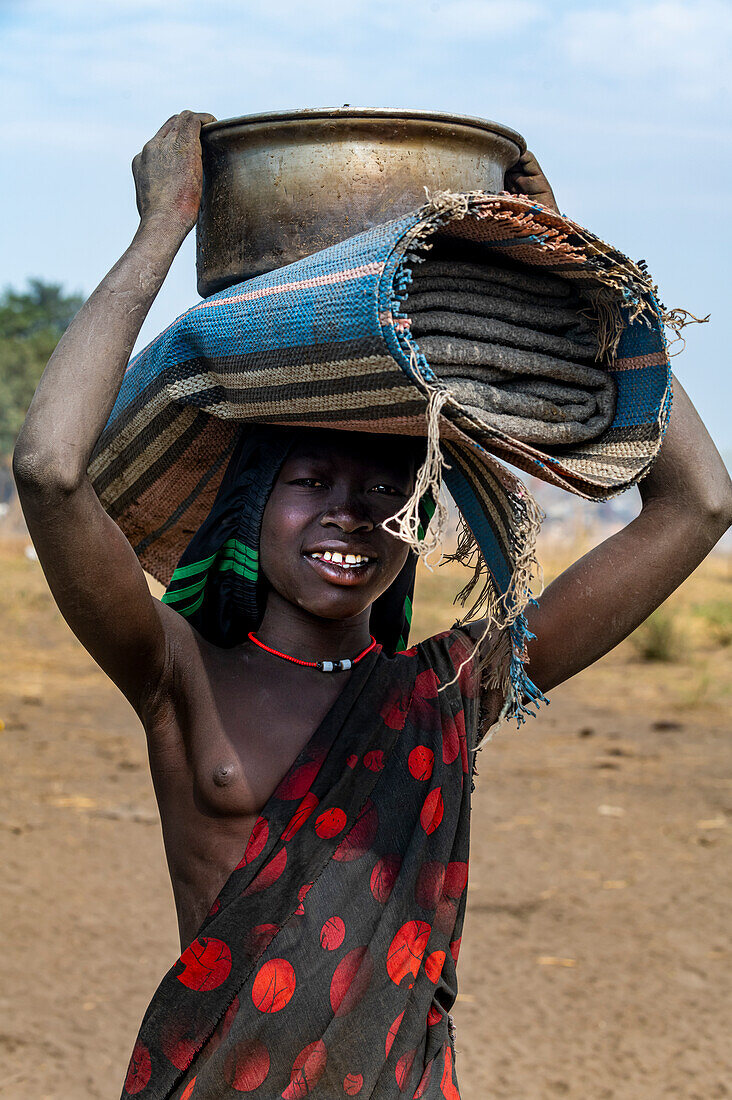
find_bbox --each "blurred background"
[1,1,730,1097]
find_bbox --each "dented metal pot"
[196,107,525,297]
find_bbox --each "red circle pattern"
[320,915,346,950]
[408,745,434,781]
[124,1041,151,1095]
[344,1070,364,1094]
[224,1039,270,1092]
[251,958,296,1013]
[177,938,232,992]
[314,806,347,838]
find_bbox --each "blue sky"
[2,0,730,453]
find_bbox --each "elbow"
[704,476,732,534]
[12,442,86,498]
[652,477,732,543]
[692,486,732,545]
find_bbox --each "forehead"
[283,430,422,472]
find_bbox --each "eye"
[289,477,327,489]
[370,484,405,496]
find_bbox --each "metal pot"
[196,107,525,297]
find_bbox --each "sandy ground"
[1,535,730,1099]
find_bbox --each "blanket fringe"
[416,190,689,365]
[658,306,710,356]
[381,387,451,564]
[446,481,545,629]
[476,608,549,747]
[437,478,546,725]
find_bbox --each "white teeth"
[309,551,373,568]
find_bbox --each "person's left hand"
[504,151,559,214]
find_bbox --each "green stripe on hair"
[217,557,258,583]
[218,548,258,570]
[177,589,206,618]
[394,594,413,651]
[165,550,218,583]
[163,539,259,606]
[222,538,258,563]
[417,491,436,543]
[161,575,208,604]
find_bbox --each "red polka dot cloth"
[121,629,492,1099]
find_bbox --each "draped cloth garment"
[121,628,491,1100]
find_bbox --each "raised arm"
[523,375,732,693]
[498,154,732,693]
[12,110,215,712]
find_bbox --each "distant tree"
[0,279,84,459]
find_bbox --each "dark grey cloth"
[410,259,573,298]
[405,258,616,445]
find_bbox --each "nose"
[320,493,374,534]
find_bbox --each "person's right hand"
[504,151,559,214]
[132,110,217,234]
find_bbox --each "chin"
[297,591,373,622]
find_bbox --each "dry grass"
[630,608,681,663]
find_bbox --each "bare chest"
[154,650,349,819]
[146,654,350,945]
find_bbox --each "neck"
[254,592,373,661]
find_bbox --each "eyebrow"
[284,452,414,483]
[286,450,330,464]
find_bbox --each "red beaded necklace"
[247,631,377,673]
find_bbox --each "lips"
[304,548,378,587]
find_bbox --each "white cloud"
[563,0,732,101]
[2,0,729,157]
[3,0,731,448]
[20,0,542,33]
[0,11,353,152]
[374,0,545,39]
[0,0,550,155]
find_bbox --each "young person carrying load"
[13,111,732,1099]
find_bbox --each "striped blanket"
[89,191,671,724]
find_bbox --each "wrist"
[136,209,193,250]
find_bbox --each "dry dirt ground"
[1,535,730,1099]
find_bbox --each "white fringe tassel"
[381,387,450,566]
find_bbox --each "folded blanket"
[89,191,672,721]
[404,256,615,445]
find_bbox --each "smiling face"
[259,430,420,624]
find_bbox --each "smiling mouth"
[308,551,375,571]
[305,551,378,586]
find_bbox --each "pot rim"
[202,106,527,154]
